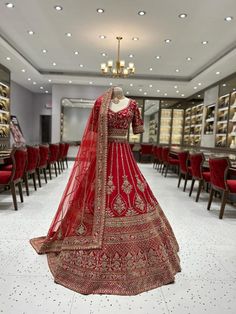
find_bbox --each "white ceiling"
[0,0,236,98]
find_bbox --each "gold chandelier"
[100,37,135,78]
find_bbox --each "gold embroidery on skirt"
[121,175,132,194]
[135,175,146,192]
[106,175,115,195]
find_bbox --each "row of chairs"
[153,146,236,219]
[0,143,70,210]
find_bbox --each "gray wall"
[52,84,106,142]
[10,81,34,143]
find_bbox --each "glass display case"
[0,65,10,150]
[215,94,230,147]
[171,109,184,145]
[159,108,172,145]
[204,103,215,135]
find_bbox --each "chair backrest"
[140,144,153,155]
[12,148,27,181]
[49,144,59,163]
[178,151,189,173]
[190,153,204,179]
[59,143,65,159]
[26,146,39,171]
[209,157,230,190]
[39,145,49,167]
[63,143,70,158]
[162,147,170,162]
[156,147,163,161]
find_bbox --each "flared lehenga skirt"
[31,141,181,295]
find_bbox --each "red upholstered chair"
[162,147,179,177]
[37,145,49,186]
[207,157,236,219]
[0,148,27,210]
[177,151,192,191]
[62,142,70,168]
[140,144,153,163]
[152,146,159,168]
[189,153,211,202]
[24,146,39,196]
[156,146,163,172]
[57,143,65,173]
[48,144,59,179]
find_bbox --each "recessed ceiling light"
[149,67,153,71]
[28,30,34,35]
[5,3,14,8]
[27,78,31,81]
[198,94,201,97]
[156,55,161,59]
[149,84,153,88]
[132,37,139,41]
[233,88,236,91]
[198,82,202,86]
[126,91,130,95]
[194,86,197,89]
[79,64,84,68]
[164,93,167,96]
[66,32,72,37]
[97,8,104,13]
[216,71,220,75]
[89,81,93,85]
[45,90,49,93]
[178,13,187,19]
[222,83,226,87]
[101,52,107,57]
[157,89,160,93]
[181,94,185,97]
[33,82,37,85]
[165,39,171,43]
[130,83,133,87]
[201,41,208,45]
[74,51,79,55]
[129,54,134,58]
[175,69,180,72]
[52,62,56,66]
[48,79,52,82]
[54,5,63,11]
[225,16,233,21]
[138,11,146,16]
[109,82,113,86]
[176,90,180,93]
[186,57,192,61]
[21,69,26,72]
[40,86,44,90]
[99,35,106,39]
[6,57,11,61]
[69,80,72,84]
[174,85,178,89]
[42,49,47,53]
[139,88,142,92]
[144,92,147,95]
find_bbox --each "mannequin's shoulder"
[129,98,138,108]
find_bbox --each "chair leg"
[18,182,24,203]
[32,173,37,191]
[10,182,18,210]
[57,161,61,174]
[177,172,182,188]
[24,174,29,196]
[183,173,188,192]
[189,179,195,197]
[37,168,41,187]
[207,187,214,211]
[219,190,228,219]
[48,164,52,180]
[43,168,48,183]
[165,164,169,177]
[54,163,58,176]
[196,180,203,202]
[66,157,68,168]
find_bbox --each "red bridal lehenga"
[30,88,181,295]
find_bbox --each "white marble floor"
[0,163,236,314]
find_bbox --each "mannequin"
[110,86,130,112]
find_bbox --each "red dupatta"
[30,88,113,253]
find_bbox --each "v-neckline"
[109,99,132,114]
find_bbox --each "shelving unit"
[159,108,172,144]
[204,103,216,136]
[227,91,236,148]
[183,104,203,146]
[0,82,10,150]
[215,94,230,147]
[171,109,184,145]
